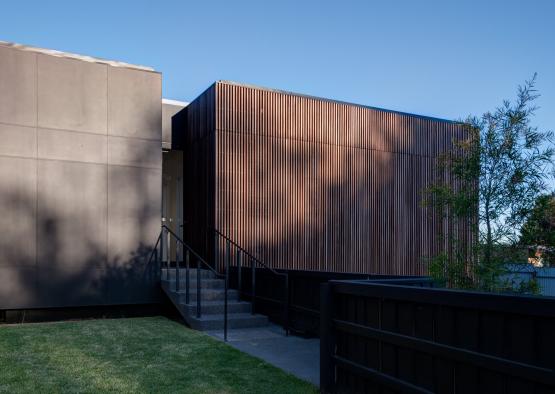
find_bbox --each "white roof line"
[0,40,156,72]
[162,98,189,107]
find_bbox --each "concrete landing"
[206,324,320,386]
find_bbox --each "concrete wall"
[161,100,186,261]
[162,150,184,260]
[0,44,162,309]
[162,99,187,150]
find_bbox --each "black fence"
[228,268,416,336]
[320,279,555,393]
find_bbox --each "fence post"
[225,240,230,342]
[284,273,289,336]
[320,282,335,392]
[214,231,218,272]
[251,258,256,315]
[196,256,201,318]
[185,250,190,305]
[237,252,242,302]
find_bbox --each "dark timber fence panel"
[227,268,422,335]
[321,280,555,393]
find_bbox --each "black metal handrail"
[151,225,231,341]
[213,229,289,335]
[146,232,162,272]
[164,225,222,278]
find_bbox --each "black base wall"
[0,302,177,324]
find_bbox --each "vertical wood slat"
[184,81,471,275]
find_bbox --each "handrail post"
[157,235,161,274]
[251,258,256,315]
[237,251,242,302]
[166,225,171,269]
[175,237,180,292]
[224,240,230,342]
[284,273,289,336]
[185,250,190,305]
[196,257,201,318]
[214,231,218,272]
[162,226,169,281]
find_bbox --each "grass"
[0,316,317,394]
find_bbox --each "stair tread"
[175,288,237,294]
[189,313,267,322]
[161,269,267,331]
[163,278,223,282]
[181,300,250,306]
[163,279,225,286]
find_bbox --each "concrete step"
[160,274,268,333]
[179,300,252,315]
[178,288,239,303]
[161,280,236,302]
[186,313,269,331]
[163,278,224,290]
[161,268,216,280]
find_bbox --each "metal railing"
[149,225,231,341]
[213,229,290,335]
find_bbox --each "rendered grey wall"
[0,45,162,309]
[162,100,186,150]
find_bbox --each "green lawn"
[0,316,317,394]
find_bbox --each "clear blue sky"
[1,0,553,131]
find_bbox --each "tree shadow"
[201,95,468,276]
[0,148,162,310]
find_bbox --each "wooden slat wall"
[195,81,470,275]
[181,84,216,258]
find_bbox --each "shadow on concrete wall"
[0,144,161,309]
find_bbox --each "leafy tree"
[425,74,554,291]
[520,193,555,247]
[520,193,555,266]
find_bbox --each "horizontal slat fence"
[321,280,555,393]
[227,268,419,335]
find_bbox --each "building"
[0,41,162,310]
[175,81,469,276]
[0,41,469,319]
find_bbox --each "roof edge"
[162,98,189,107]
[0,40,157,72]
[217,80,460,124]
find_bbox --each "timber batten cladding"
[179,81,470,275]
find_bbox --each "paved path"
[206,324,320,386]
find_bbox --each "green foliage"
[427,252,474,290]
[518,277,541,295]
[520,193,555,266]
[425,74,554,293]
[495,272,542,295]
[512,276,542,295]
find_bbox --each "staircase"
[160,268,269,331]
[149,225,288,339]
